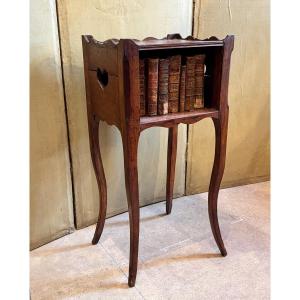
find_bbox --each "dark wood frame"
[82,34,234,287]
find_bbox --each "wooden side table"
[82,34,234,287]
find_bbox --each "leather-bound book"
[194,54,205,109]
[158,58,170,115]
[185,56,196,111]
[179,65,186,112]
[146,58,159,116]
[168,55,181,113]
[139,59,146,116]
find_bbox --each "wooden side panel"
[187,0,270,194]
[86,44,118,75]
[30,0,74,249]
[57,0,192,228]
[88,70,120,127]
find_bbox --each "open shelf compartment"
[138,43,223,119]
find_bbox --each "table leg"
[88,117,107,245]
[166,125,178,214]
[122,127,140,287]
[208,110,229,257]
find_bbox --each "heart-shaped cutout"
[96,68,108,89]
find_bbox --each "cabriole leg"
[208,111,229,256]
[88,117,107,245]
[122,127,140,287]
[166,125,178,214]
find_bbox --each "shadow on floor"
[105,213,166,227]
[32,268,129,299]
[141,252,222,270]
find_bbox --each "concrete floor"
[30,182,270,299]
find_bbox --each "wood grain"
[166,125,178,214]
[82,34,234,287]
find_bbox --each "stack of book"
[139,54,206,116]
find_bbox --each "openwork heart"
[96,68,108,89]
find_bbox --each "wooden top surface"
[82,34,225,50]
[134,39,224,50]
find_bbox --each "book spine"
[139,59,146,116]
[194,54,205,109]
[168,55,181,113]
[179,65,186,112]
[158,58,169,115]
[185,56,196,111]
[146,58,159,116]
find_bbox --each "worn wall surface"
[30,0,74,249]
[57,0,193,228]
[186,0,270,194]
